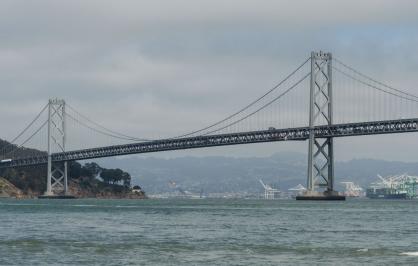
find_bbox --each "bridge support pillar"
[297,51,345,200]
[41,99,74,199]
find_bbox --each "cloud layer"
[1,0,418,160]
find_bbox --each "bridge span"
[2,51,418,199]
[1,118,417,169]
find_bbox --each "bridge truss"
[1,50,418,199]
[1,118,417,169]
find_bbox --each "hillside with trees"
[0,139,146,198]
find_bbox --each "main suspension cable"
[333,66,418,103]
[0,103,48,148]
[203,72,310,135]
[65,112,150,141]
[66,104,150,142]
[173,57,310,138]
[334,57,418,100]
[2,119,48,157]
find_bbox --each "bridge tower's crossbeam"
[44,98,69,196]
[306,51,338,196]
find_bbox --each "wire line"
[203,72,310,135]
[66,104,150,142]
[173,57,310,138]
[65,112,150,141]
[334,58,418,99]
[333,66,418,103]
[2,120,48,157]
[0,103,48,150]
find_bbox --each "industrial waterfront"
[1,198,418,265]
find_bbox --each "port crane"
[259,179,280,199]
[371,174,418,198]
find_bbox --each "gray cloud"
[1,0,418,161]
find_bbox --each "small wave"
[0,203,49,206]
[401,251,418,256]
[356,248,368,252]
[70,204,98,207]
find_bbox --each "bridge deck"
[1,118,417,168]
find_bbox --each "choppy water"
[1,198,418,265]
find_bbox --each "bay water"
[1,198,418,265]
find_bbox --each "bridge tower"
[42,98,70,197]
[297,51,344,200]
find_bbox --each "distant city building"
[340,182,363,197]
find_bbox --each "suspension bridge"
[1,51,418,200]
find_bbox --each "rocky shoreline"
[0,177,147,199]
[0,177,25,198]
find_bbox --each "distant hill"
[94,153,418,194]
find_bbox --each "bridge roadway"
[1,118,417,169]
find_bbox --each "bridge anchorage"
[296,51,344,200]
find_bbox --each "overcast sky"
[1,0,418,161]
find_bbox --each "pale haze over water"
[1,198,418,265]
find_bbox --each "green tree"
[100,168,130,185]
[83,162,102,177]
